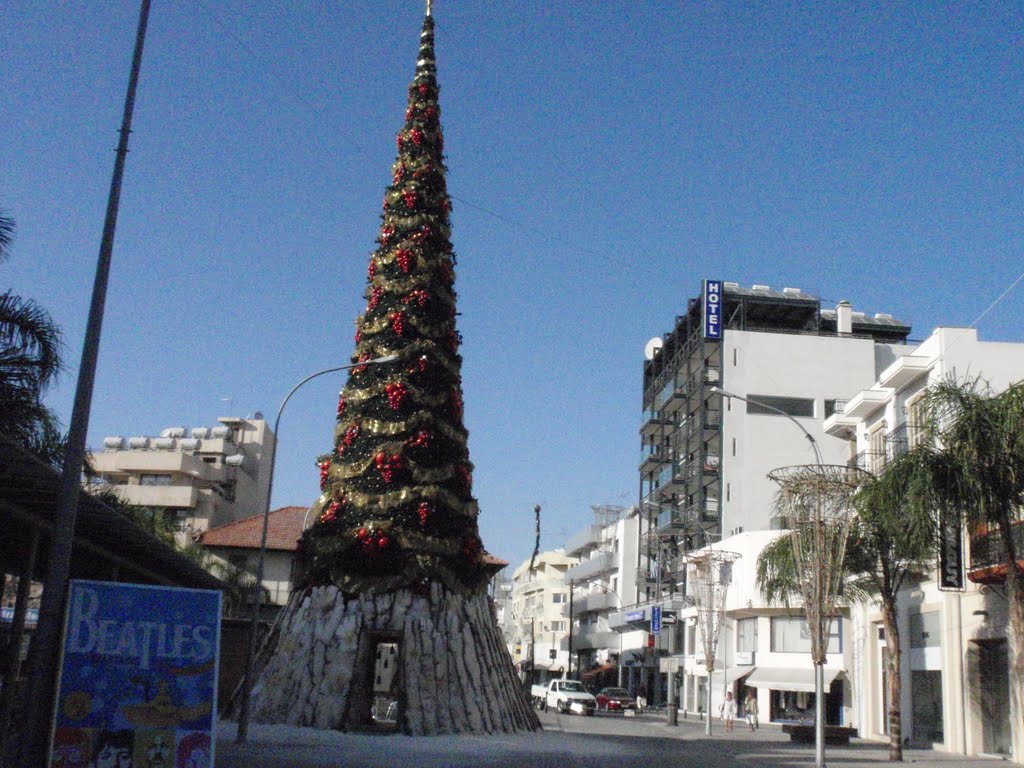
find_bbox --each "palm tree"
[845,448,939,761]
[923,378,1024,752]
[0,210,64,466]
[755,449,938,762]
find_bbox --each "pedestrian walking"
[744,691,758,731]
[719,691,736,732]
[636,683,648,714]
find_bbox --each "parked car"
[595,687,637,712]
[530,679,597,715]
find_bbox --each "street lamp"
[709,386,848,768]
[235,354,397,743]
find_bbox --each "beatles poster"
[51,580,221,768]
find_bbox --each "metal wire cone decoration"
[768,464,869,664]
[685,548,740,674]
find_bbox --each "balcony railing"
[884,424,908,461]
[969,523,1024,574]
[566,552,614,581]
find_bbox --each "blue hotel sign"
[51,580,222,768]
[625,610,645,623]
[703,279,722,339]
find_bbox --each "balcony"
[573,591,620,613]
[565,524,602,557]
[849,450,884,473]
[969,523,1024,584]
[841,388,892,419]
[640,413,672,438]
[102,483,198,509]
[566,552,614,582]
[639,446,672,474]
[879,355,932,390]
[884,424,908,462]
[573,628,620,650]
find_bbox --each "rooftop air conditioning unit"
[127,437,149,450]
[191,427,210,439]
[166,427,187,438]
[179,438,200,451]
[210,426,231,439]
[153,437,175,450]
[103,436,124,450]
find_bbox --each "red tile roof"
[199,506,307,551]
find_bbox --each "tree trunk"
[998,514,1024,761]
[881,597,903,761]
[236,582,539,735]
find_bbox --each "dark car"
[595,687,637,712]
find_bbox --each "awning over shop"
[745,667,841,693]
[581,663,616,679]
[725,665,756,684]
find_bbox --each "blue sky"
[4,1,1022,569]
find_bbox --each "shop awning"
[581,663,616,679]
[745,667,841,693]
[726,665,756,684]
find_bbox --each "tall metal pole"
[567,579,574,678]
[236,355,395,743]
[18,3,152,764]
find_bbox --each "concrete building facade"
[85,415,275,545]
[504,550,578,684]
[827,327,1024,760]
[631,281,913,721]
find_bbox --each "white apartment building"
[826,327,1024,760]
[504,550,578,685]
[564,505,647,690]
[637,281,914,715]
[85,415,275,545]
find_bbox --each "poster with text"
[51,580,221,768]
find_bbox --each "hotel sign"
[938,509,965,591]
[703,279,722,339]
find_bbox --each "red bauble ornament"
[396,133,404,150]
[337,395,346,417]
[417,501,431,527]
[319,501,339,524]
[369,286,383,310]
[390,311,406,336]
[319,459,331,489]
[403,190,418,209]
[380,225,394,245]
[410,128,423,146]
[407,430,431,449]
[378,535,390,549]
[404,289,428,307]
[395,249,413,273]
[418,83,429,95]
[354,352,373,374]
[354,328,362,344]
[384,382,409,410]
[368,258,377,279]
[424,106,437,120]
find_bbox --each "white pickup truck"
[530,679,597,715]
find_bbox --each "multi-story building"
[564,505,647,690]
[504,550,578,685]
[85,415,275,545]
[827,326,1024,760]
[634,280,912,717]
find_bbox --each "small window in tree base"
[371,639,401,729]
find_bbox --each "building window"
[687,622,697,656]
[869,421,887,473]
[552,593,566,604]
[770,616,841,654]
[550,621,566,632]
[746,395,814,418]
[907,394,927,448]
[139,474,173,486]
[736,617,757,653]
[909,611,940,648]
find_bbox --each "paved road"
[214,710,1015,768]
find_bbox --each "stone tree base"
[240,582,540,735]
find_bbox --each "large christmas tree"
[299,11,482,594]
[241,8,538,735]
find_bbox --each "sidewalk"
[213,712,1018,768]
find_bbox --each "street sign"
[549,648,557,659]
[651,605,662,635]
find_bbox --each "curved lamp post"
[709,386,832,768]
[235,354,396,743]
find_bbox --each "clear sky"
[4,1,1022,570]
